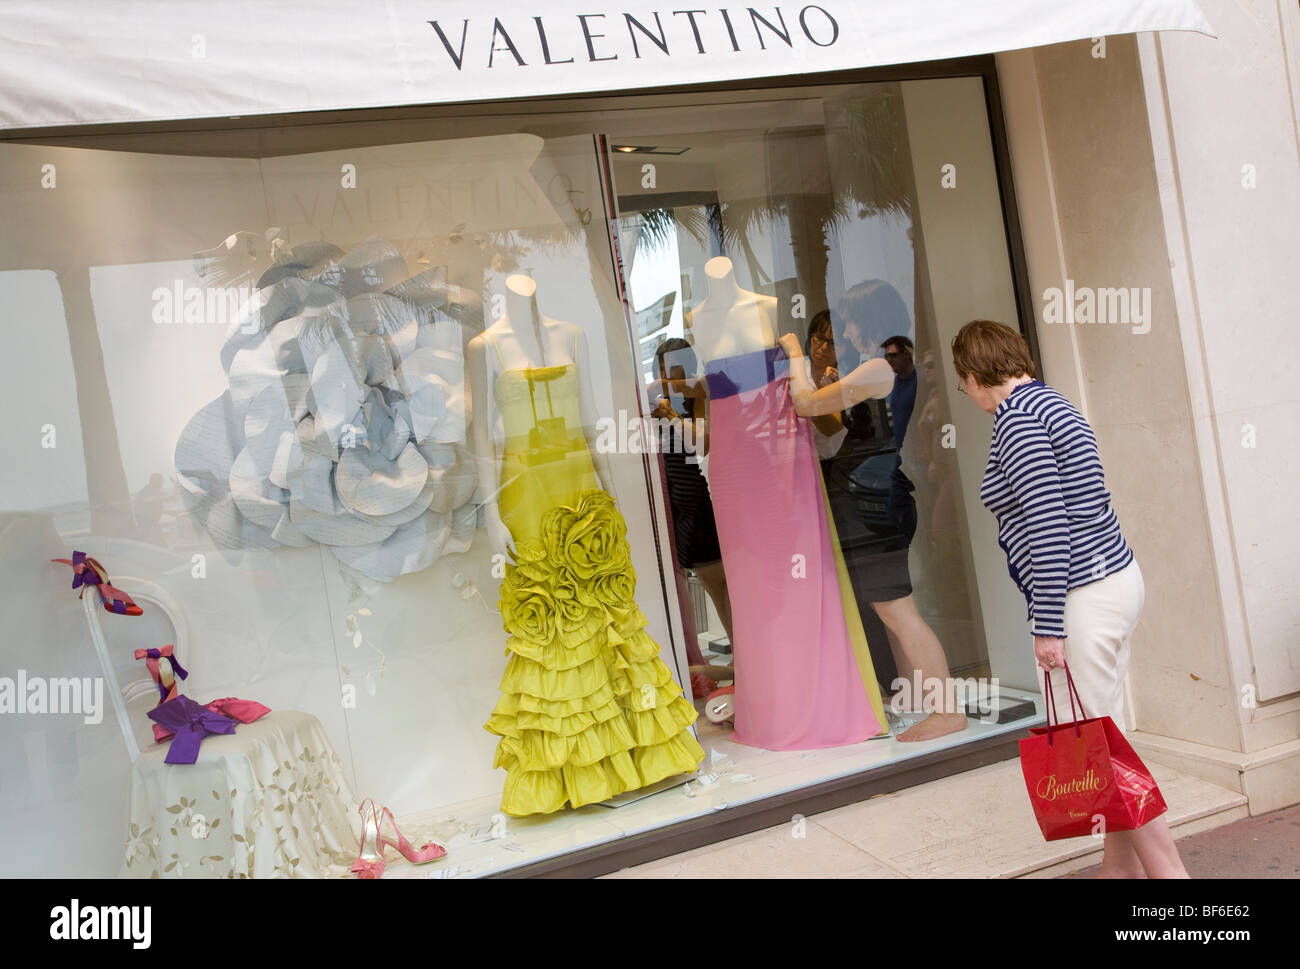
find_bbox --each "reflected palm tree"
[630,86,916,329]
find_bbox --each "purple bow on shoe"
[68,550,101,590]
[146,695,236,764]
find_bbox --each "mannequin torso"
[467,274,613,556]
[471,276,577,371]
[686,257,779,365]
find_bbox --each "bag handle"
[1064,662,1089,720]
[1041,671,1070,746]
[1041,661,1090,746]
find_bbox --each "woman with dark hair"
[951,319,1187,878]
[780,280,965,742]
[804,310,852,452]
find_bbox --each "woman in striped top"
[952,320,1187,879]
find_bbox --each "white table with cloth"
[119,710,359,878]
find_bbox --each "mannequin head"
[506,273,537,298]
[501,272,541,329]
[704,255,734,280]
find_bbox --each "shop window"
[0,72,1038,878]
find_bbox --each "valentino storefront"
[2,0,1296,880]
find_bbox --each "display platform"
[378,687,1043,878]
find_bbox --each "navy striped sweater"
[980,381,1133,638]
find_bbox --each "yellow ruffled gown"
[483,357,705,816]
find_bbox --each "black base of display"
[488,727,1029,878]
[964,697,1038,724]
[706,636,732,655]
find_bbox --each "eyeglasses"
[956,381,968,395]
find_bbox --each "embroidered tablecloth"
[120,710,358,878]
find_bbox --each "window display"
[0,72,1041,878]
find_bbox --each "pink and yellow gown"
[704,345,888,749]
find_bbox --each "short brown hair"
[951,320,1035,386]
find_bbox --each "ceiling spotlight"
[612,145,690,155]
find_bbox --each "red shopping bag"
[1019,663,1167,841]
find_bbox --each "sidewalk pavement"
[604,758,1267,878]
[1064,802,1300,878]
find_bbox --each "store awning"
[0,0,1212,131]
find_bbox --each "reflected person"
[780,280,965,742]
[652,338,735,696]
[881,334,920,549]
[803,310,900,694]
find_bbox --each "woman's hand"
[651,396,679,421]
[778,333,803,358]
[818,365,840,388]
[1034,635,1066,672]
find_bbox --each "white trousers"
[1045,560,1145,735]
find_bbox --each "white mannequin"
[685,256,780,364]
[467,273,614,558]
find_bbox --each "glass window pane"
[0,72,1039,878]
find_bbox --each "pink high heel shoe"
[378,805,447,865]
[52,551,143,616]
[350,799,386,879]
